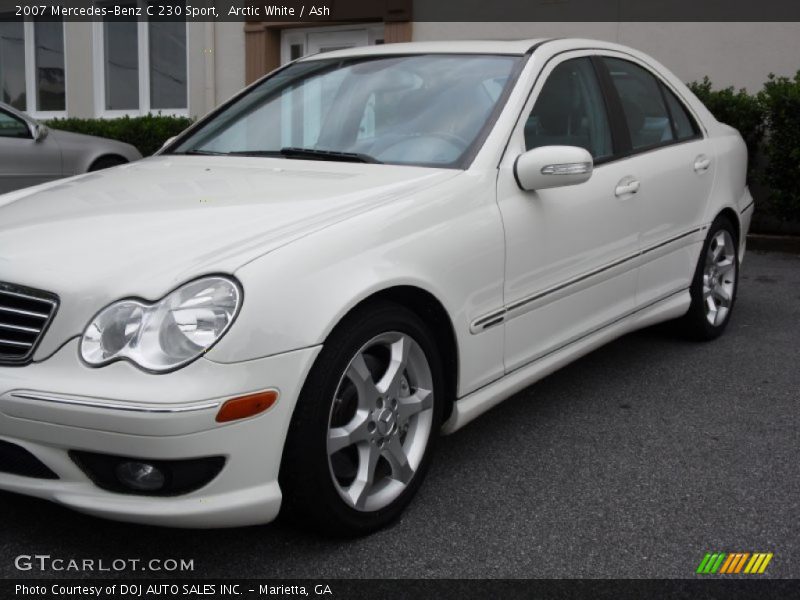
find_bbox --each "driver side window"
[525,57,613,161]
[0,110,30,139]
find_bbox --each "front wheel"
[680,216,739,340]
[279,302,444,536]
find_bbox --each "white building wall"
[56,21,244,120]
[63,21,95,118]
[187,21,245,118]
[214,21,246,108]
[412,22,800,92]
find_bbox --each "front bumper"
[0,339,320,528]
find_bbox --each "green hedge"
[758,72,800,223]
[688,72,800,224]
[45,114,193,157]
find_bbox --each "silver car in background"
[0,102,141,194]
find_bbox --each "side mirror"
[514,145,593,191]
[31,123,49,142]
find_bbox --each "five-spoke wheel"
[280,302,443,536]
[327,332,434,512]
[681,215,740,339]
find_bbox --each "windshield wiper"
[171,149,227,156]
[280,147,382,164]
[228,147,381,164]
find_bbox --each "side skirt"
[442,289,690,434]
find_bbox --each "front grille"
[0,439,59,479]
[0,282,58,366]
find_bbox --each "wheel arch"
[88,154,129,172]
[715,206,741,244]
[332,285,460,422]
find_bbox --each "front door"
[496,54,640,372]
[0,108,61,193]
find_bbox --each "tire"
[88,156,127,172]
[279,301,445,536]
[680,215,740,340]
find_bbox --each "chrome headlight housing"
[80,276,242,372]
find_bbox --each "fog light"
[115,461,165,491]
[70,451,225,496]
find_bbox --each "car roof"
[298,39,550,61]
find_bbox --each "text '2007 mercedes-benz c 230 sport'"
[0,39,752,536]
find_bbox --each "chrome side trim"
[470,227,704,333]
[506,249,640,313]
[8,392,221,414]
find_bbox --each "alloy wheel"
[702,229,737,326]
[326,332,434,512]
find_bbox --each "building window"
[103,13,139,110]
[0,15,66,116]
[280,25,385,65]
[94,5,187,116]
[148,20,187,110]
[34,19,65,111]
[0,16,26,109]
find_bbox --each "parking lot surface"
[1,250,798,579]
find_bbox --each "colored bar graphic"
[719,554,736,574]
[698,552,772,575]
[710,553,726,573]
[696,553,712,574]
[745,554,760,573]
[734,553,749,573]
[758,553,773,574]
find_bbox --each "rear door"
[598,55,715,307]
[0,108,62,193]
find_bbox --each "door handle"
[694,155,711,173]
[615,176,640,198]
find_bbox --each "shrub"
[44,114,194,157]
[758,72,800,222]
[687,77,765,182]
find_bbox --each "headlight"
[81,276,241,372]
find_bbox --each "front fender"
[207,170,507,397]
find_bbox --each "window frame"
[91,7,189,118]
[0,15,68,119]
[164,53,529,170]
[0,106,33,139]
[594,54,704,160]
[504,49,622,169]
[522,55,620,165]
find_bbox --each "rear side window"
[0,109,29,139]
[661,85,701,140]
[603,57,674,151]
[525,57,613,161]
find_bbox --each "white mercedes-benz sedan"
[0,39,752,535]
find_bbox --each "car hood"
[0,155,457,357]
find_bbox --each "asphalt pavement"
[1,250,798,579]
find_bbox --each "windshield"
[170,54,522,168]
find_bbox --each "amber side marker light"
[216,390,279,423]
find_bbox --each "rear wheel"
[680,216,739,340]
[280,302,444,536]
